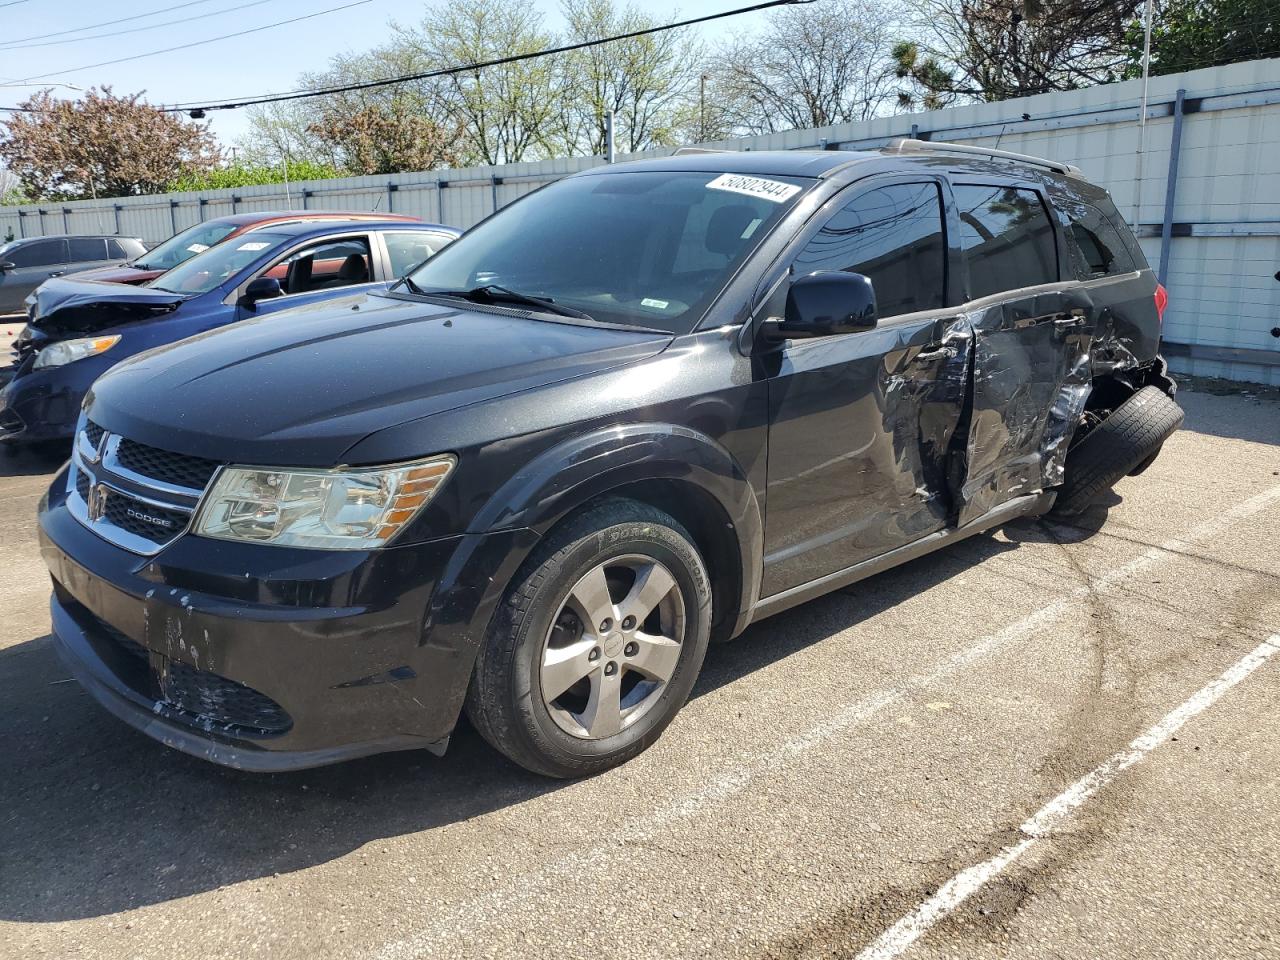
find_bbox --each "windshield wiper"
[427,284,595,321]
[395,274,427,296]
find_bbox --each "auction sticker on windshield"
[706,173,802,203]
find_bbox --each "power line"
[0,0,225,48]
[13,0,374,82]
[163,0,817,115]
[0,0,34,7]
[0,0,278,51]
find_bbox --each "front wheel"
[465,499,712,778]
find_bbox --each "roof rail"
[885,138,1082,176]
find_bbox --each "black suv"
[37,142,1183,777]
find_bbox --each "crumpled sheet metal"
[957,291,1094,526]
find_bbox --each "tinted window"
[406,171,809,334]
[106,238,133,260]
[7,238,66,268]
[384,231,451,277]
[1065,203,1137,279]
[792,182,946,319]
[954,185,1057,299]
[68,238,108,261]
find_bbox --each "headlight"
[193,456,455,550]
[33,335,121,370]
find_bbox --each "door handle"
[914,345,957,362]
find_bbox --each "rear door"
[951,181,1094,524]
[760,176,971,597]
[65,238,112,278]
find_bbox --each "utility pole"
[605,111,615,163]
[1134,0,1155,226]
[699,73,709,142]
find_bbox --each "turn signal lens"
[1154,283,1168,325]
[194,455,456,549]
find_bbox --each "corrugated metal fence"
[3,57,1278,383]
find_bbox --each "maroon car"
[77,211,423,286]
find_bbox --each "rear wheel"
[1052,385,1184,516]
[465,499,712,778]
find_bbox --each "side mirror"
[0,261,15,273]
[774,271,878,340]
[238,276,283,310]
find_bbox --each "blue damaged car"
[1,219,458,446]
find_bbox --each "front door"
[950,183,1095,524]
[760,179,970,597]
[0,238,68,314]
[241,235,383,320]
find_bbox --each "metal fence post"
[1158,88,1187,287]
[113,204,121,235]
[605,111,616,163]
[437,179,446,223]
[169,200,178,234]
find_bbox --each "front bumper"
[0,363,95,444]
[39,471,536,770]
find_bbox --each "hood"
[72,264,162,286]
[87,292,672,466]
[27,276,187,335]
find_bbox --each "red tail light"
[1154,283,1168,324]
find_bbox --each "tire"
[1052,385,1184,516]
[465,498,712,778]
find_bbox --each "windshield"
[149,232,288,295]
[135,221,239,271]
[404,170,811,333]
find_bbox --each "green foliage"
[169,160,344,193]
[1124,0,1280,77]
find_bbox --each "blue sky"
[0,0,775,147]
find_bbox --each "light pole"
[699,73,709,142]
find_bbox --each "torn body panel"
[25,276,185,336]
[957,288,1095,526]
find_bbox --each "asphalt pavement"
[0,383,1276,960]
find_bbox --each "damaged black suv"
[38,142,1183,778]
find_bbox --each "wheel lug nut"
[621,616,636,630]
[624,641,638,657]
[600,617,613,632]
[604,661,617,676]
[589,647,601,661]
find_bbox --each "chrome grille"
[116,438,219,491]
[83,419,105,450]
[68,420,220,555]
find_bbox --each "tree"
[0,87,219,200]
[547,0,701,155]
[895,0,1142,107]
[707,0,904,136]
[393,0,559,165]
[307,102,462,175]
[1124,0,1280,78]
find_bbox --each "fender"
[469,422,764,639]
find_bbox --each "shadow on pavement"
[0,513,1103,922]
[0,441,69,478]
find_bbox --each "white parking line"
[854,633,1280,960]
[374,483,1280,960]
